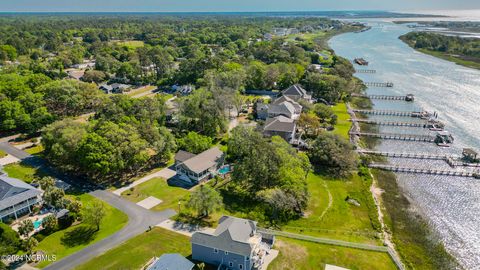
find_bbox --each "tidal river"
[329,22,480,269]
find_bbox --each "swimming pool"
[33,219,43,230]
[218,165,231,175]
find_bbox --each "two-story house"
[174,147,225,184]
[0,174,43,222]
[191,216,275,270]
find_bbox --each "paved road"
[44,190,175,270]
[0,141,32,159]
[0,137,176,270]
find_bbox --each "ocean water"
[329,22,480,269]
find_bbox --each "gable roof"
[147,254,194,270]
[282,84,308,97]
[179,147,223,174]
[191,216,258,256]
[174,150,196,163]
[268,101,295,117]
[272,96,302,112]
[264,116,296,133]
[0,175,41,210]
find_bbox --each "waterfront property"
[262,116,297,143]
[191,216,275,270]
[281,84,313,102]
[0,174,43,222]
[174,147,225,184]
[145,253,194,270]
[256,95,302,120]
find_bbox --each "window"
[229,262,233,267]
[239,264,243,269]
[225,251,229,255]
[214,248,218,253]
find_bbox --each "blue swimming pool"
[33,219,43,229]
[218,165,231,175]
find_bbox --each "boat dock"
[350,119,444,130]
[364,82,394,88]
[352,109,431,118]
[349,131,436,142]
[355,69,376,74]
[351,93,414,101]
[358,150,454,160]
[367,163,479,178]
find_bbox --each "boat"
[354,58,369,66]
[435,131,454,147]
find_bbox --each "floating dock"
[367,163,479,178]
[351,93,414,101]
[364,82,394,88]
[349,131,436,142]
[352,109,431,118]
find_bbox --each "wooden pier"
[349,131,436,142]
[355,69,376,74]
[367,163,479,178]
[350,119,443,130]
[352,109,431,118]
[364,82,394,88]
[358,150,453,160]
[351,93,414,101]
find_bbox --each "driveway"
[113,167,176,195]
[44,191,175,270]
[0,138,177,270]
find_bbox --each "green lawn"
[25,144,44,155]
[126,85,157,97]
[121,177,190,211]
[331,102,351,139]
[0,149,6,158]
[283,173,380,244]
[270,237,397,270]
[35,194,128,268]
[115,40,145,49]
[3,162,43,183]
[75,227,191,270]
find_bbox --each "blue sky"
[1,0,479,12]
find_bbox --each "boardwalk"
[352,109,431,118]
[367,163,479,178]
[355,69,376,74]
[351,118,435,128]
[349,131,436,142]
[351,93,413,101]
[364,82,394,87]
[358,150,454,160]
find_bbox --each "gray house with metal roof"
[145,253,194,270]
[0,174,42,222]
[191,216,275,270]
[262,116,297,143]
[175,147,225,183]
[282,84,312,102]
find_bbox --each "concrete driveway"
[44,190,175,270]
[113,167,177,195]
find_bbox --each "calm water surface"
[330,22,480,269]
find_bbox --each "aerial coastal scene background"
[0,1,479,270]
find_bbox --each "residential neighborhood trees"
[187,185,223,217]
[82,201,106,231]
[308,133,358,177]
